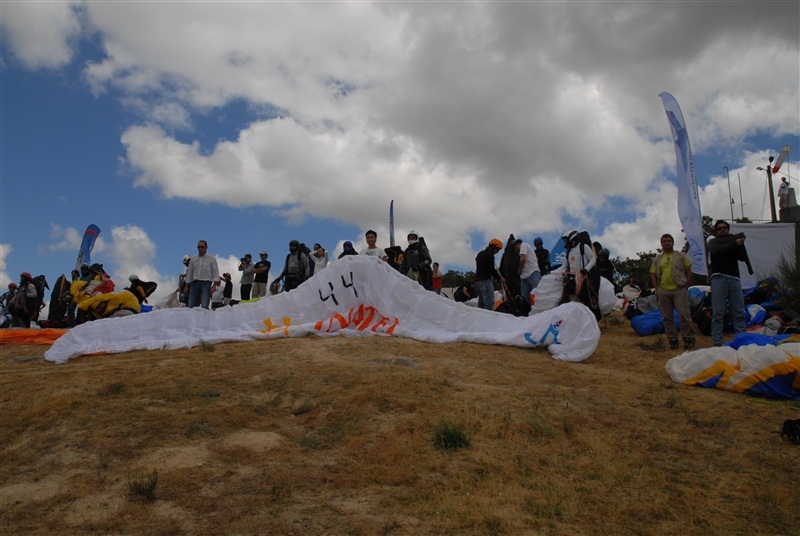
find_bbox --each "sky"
[1,0,798,304]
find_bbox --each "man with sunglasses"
[707,220,749,346]
[184,240,220,309]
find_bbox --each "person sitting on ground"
[622,276,641,302]
[454,281,477,303]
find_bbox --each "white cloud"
[0,243,13,291]
[0,1,82,69]
[4,1,798,268]
[106,225,176,303]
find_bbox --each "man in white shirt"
[183,240,220,309]
[360,229,387,261]
[516,239,542,301]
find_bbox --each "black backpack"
[780,419,800,445]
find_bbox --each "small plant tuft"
[100,382,125,396]
[128,469,158,502]
[637,336,666,351]
[199,339,216,352]
[432,420,471,451]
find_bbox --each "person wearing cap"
[360,230,388,261]
[238,253,255,301]
[475,239,505,310]
[533,237,551,275]
[338,241,359,259]
[276,240,309,292]
[400,230,433,289]
[184,240,220,309]
[252,251,271,298]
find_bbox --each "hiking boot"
[683,338,695,350]
[668,338,679,350]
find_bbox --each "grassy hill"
[1,312,798,535]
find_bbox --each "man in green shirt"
[649,233,696,350]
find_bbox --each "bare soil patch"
[1,312,798,535]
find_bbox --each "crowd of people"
[2,219,756,350]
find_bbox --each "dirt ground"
[1,313,798,535]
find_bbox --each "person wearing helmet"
[474,239,505,310]
[9,272,42,327]
[400,231,433,289]
[0,282,18,310]
[276,240,309,292]
[533,237,551,275]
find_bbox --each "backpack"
[780,419,800,445]
[31,275,48,307]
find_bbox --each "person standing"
[360,230,387,261]
[238,253,255,301]
[400,231,433,289]
[517,239,542,301]
[276,240,309,292]
[251,251,271,298]
[338,241,358,259]
[559,231,601,321]
[310,244,328,274]
[499,235,521,298]
[533,237,551,275]
[707,220,749,346]
[778,177,789,208]
[474,239,505,310]
[184,240,220,309]
[649,234,695,350]
[431,262,443,295]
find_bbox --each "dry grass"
[1,311,798,535]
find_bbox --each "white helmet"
[182,255,191,266]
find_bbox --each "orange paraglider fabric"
[0,329,68,345]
